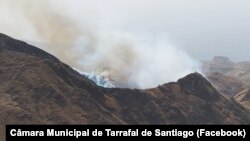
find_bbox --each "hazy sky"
[1,0,250,62]
[97,0,250,61]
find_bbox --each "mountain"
[203,56,250,87]
[202,56,250,114]
[202,56,250,97]
[202,56,235,74]
[1,33,250,140]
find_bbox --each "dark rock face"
[0,33,250,140]
[177,72,220,102]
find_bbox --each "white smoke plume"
[0,0,200,88]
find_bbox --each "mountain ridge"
[202,56,250,112]
[0,33,250,140]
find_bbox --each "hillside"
[1,33,250,140]
[203,56,250,91]
[235,88,250,111]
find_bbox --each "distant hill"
[202,56,250,116]
[203,56,250,87]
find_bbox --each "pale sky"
[97,0,250,61]
[1,0,250,61]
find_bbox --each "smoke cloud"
[0,0,199,88]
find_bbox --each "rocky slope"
[203,56,250,89]
[234,89,250,111]
[203,56,250,97]
[206,72,247,97]
[202,56,250,117]
[1,33,250,140]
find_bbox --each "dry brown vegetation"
[0,33,250,140]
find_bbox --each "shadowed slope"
[0,33,250,140]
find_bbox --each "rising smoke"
[0,0,199,88]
